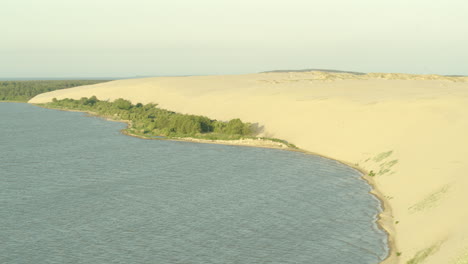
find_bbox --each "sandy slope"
[30,71,468,264]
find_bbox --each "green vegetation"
[43,96,255,140]
[406,242,441,264]
[451,247,468,264]
[373,150,393,162]
[364,150,398,176]
[378,159,398,176]
[0,80,110,102]
[408,185,450,213]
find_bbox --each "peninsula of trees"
[42,96,255,140]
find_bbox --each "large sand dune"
[30,71,468,264]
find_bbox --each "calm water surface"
[0,103,388,264]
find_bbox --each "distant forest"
[0,80,110,102]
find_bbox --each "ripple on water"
[0,103,388,264]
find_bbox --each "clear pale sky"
[1,0,467,77]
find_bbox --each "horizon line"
[1,69,466,81]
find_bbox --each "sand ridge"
[30,71,468,264]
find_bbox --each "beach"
[30,71,468,264]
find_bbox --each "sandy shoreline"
[30,71,468,264]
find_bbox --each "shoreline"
[289,149,397,264]
[31,102,396,264]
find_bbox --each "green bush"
[113,98,133,110]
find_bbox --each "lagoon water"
[0,103,388,264]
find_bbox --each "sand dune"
[30,71,468,264]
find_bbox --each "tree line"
[44,96,254,139]
[0,80,110,102]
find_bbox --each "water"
[0,103,388,264]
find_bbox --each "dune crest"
[261,71,468,82]
[30,71,468,264]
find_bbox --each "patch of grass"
[451,247,468,264]
[406,242,441,264]
[368,170,376,177]
[409,185,450,213]
[378,159,399,175]
[373,150,393,162]
[397,252,402,256]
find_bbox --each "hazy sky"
[1,0,467,77]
